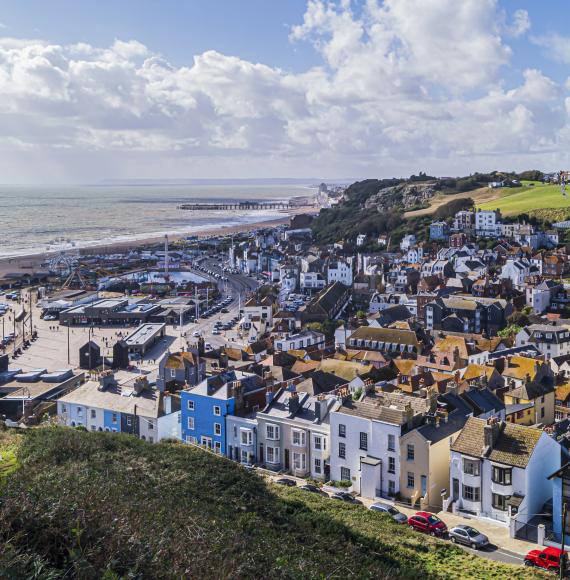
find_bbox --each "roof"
[450,417,543,468]
[317,359,373,381]
[502,356,541,381]
[349,326,420,347]
[337,391,428,424]
[164,351,198,369]
[461,364,496,381]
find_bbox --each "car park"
[448,525,489,549]
[408,512,447,537]
[368,502,408,524]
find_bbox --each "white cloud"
[0,0,567,182]
[507,9,530,37]
[532,33,570,64]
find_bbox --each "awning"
[506,494,525,508]
[361,456,382,467]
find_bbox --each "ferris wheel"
[47,252,77,277]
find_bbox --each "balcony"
[490,480,513,496]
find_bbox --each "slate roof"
[349,326,420,347]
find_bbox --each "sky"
[0,0,569,183]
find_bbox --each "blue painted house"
[180,370,265,454]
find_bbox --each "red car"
[407,511,448,537]
[524,547,566,573]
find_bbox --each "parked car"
[368,502,408,524]
[524,547,566,573]
[192,331,201,337]
[330,492,361,504]
[275,478,296,487]
[407,512,447,537]
[299,483,322,494]
[448,525,489,549]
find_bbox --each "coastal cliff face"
[364,181,439,211]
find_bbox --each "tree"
[507,311,530,328]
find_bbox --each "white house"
[226,414,258,465]
[327,259,353,286]
[356,234,366,246]
[400,234,416,251]
[500,259,530,290]
[449,417,560,525]
[515,324,570,359]
[300,271,326,292]
[475,209,501,237]
[274,329,325,352]
[329,391,428,499]
[525,280,562,314]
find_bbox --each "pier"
[178,200,309,211]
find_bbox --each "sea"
[0,183,315,258]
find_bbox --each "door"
[421,475,427,497]
[452,478,459,501]
[284,448,290,470]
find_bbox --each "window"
[186,436,197,444]
[170,369,176,378]
[388,457,396,474]
[492,466,512,485]
[359,432,368,451]
[266,446,280,464]
[407,472,415,489]
[266,424,280,440]
[148,421,154,430]
[187,417,195,430]
[338,423,346,438]
[213,406,221,416]
[90,409,96,419]
[61,404,67,413]
[214,441,222,454]
[126,416,132,426]
[214,423,222,436]
[314,458,322,474]
[293,452,306,471]
[463,459,480,476]
[388,434,395,452]
[492,493,508,511]
[388,480,396,496]
[187,400,195,411]
[240,429,253,446]
[314,435,322,450]
[407,444,415,461]
[292,429,306,446]
[338,442,346,459]
[462,485,481,502]
[234,425,237,438]
[149,436,154,444]
[340,467,351,481]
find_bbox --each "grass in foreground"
[0,428,544,579]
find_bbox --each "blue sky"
[0,0,569,183]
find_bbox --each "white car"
[192,331,201,337]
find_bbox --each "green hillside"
[477,181,570,217]
[0,428,542,579]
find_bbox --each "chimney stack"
[315,395,328,422]
[484,417,500,450]
[288,389,300,416]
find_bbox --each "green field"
[477,181,570,216]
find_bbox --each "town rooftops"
[337,391,428,424]
[450,417,542,468]
[164,351,198,369]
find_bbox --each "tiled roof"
[451,417,542,468]
[349,326,420,346]
[164,351,197,369]
[317,359,373,381]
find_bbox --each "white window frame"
[266,446,280,464]
[187,400,195,411]
[213,405,221,416]
[266,424,280,440]
[214,423,222,436]
[291,429,306,447]
[187,417,195,430]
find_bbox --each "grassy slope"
[0,428,544,579]
[477,182,570,216]
[404,187,503,218]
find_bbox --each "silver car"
[449,525,489,549]
[368,502,408,524]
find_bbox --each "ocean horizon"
[0,183,315,258]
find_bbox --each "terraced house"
[256,385,339,480]
[345,325,427,356]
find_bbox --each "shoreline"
[0,205,319,279]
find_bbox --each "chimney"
[265,389,274,407]
[484,417,500,450]
[405,403,414,430]
[230,380,244,412]
[163,394,172,414]
[315,395,328,422]
[133,376,148,396]
[98,370,116,392]
[288,389,300,416]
